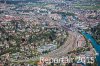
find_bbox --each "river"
[82,31,100,66]
[61,13,100,66]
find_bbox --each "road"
[43,31,78,58]
[10,31,78,62]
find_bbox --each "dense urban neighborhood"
[0,0,100,66]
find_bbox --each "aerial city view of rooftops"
[0,0,100,66]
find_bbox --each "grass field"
[74,4,100,10]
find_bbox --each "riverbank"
[81,31,100,66]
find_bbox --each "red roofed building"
[77,36,86,48]
[3,15,14,21]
